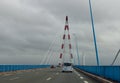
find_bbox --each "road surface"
[0,67,99,83]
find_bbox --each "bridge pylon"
[59,16,73,65]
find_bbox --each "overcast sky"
[0,0,120,65]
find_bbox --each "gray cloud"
[0,0,120,65]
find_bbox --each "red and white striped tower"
[59,16,73,65]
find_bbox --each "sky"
[0,0,120,65]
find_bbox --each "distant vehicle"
[50,65,55,68]
[62,63,73,72]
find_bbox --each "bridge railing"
[74,65,120,82]
[0,65,50,72]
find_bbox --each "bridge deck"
[0,67,98,83]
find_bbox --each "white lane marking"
[80,76,84,79]
[73,70,81,76]
[84,80,88,83]
[46,77,52,81]
[56,72,59,75]
[9,77,19,80]
[77,74,80,76]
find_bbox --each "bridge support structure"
[59,16,73,65]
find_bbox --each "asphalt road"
[0,67,99,83]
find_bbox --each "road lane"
[48,68,98,83]
[0,67,99,83]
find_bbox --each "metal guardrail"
[74,66,120,82]
[0,65,50,72]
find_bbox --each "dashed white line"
[73,70,81,76]
[77,74,80,76]
[56,72,59,75]
[80,76,84,79]
[46,77,52,81]
[9,77,19,80]
[84,80,88,83]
